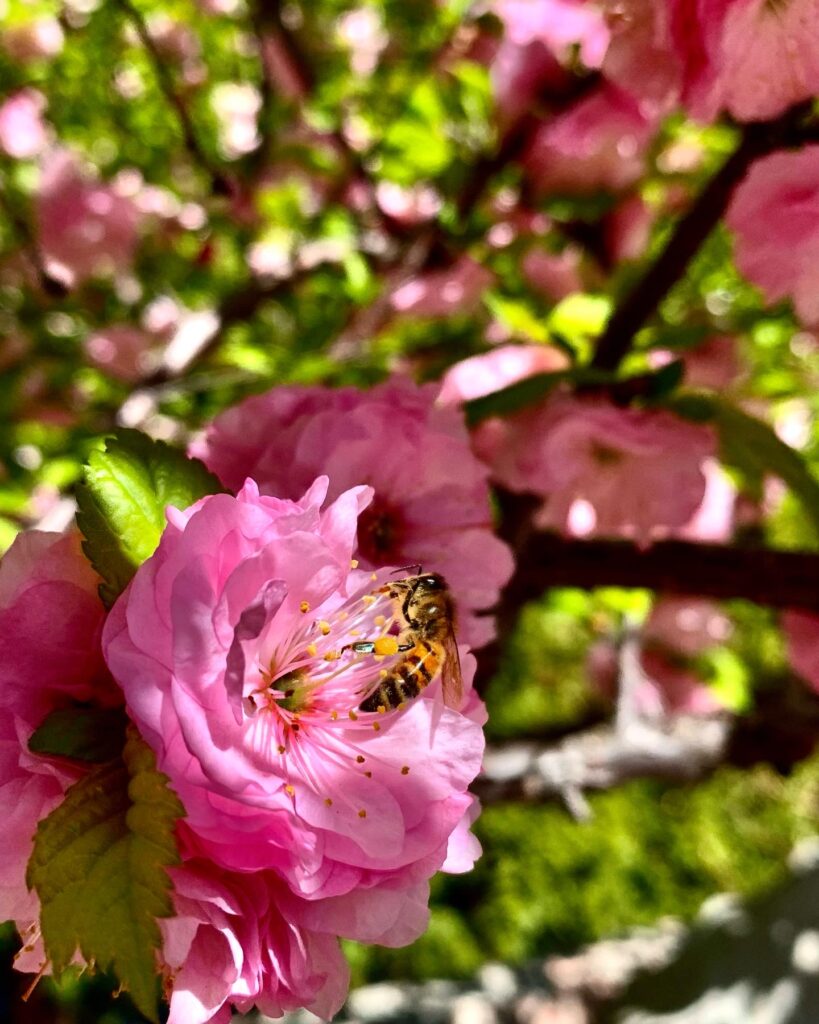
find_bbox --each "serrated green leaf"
[669,394,819,534]
[76,429,223,607]
[27,727,183,1023]
[29,706,128,763]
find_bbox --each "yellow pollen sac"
[338,611,349,620]
[379,669,389,679]
[330,710,338,721]
[372,722,381,732]
[374,636,399,656]
[299,601,310,614]
[348,709,358,721]
[371,573,378,581]
[325,797,333,807]
[397,701,406,710]
[401,765,410,775]
[306,643,318,657]
[356,755,365,763]
[277,745,286,755]
[358,808,367,818]
[285,784,295,796]
[374,614,386,627]
[323,650,339,662]
[377,705,387,714]
[318,620,331,636]
[350,559,359,569]
[362,595,376,607]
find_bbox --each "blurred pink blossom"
[670,0,819,121]
[783,610,819,694]
[727,148,819,325]
[643,597,732,658]
[375,181,442,225]
[84,324,159,382]
[523,84,658,196]
[678,459,737,544]
[521,245,584,300]
[337,7,388,76]
[438,344,569,406]
[495,0,610,67]
[2,19,64,63]
[604,195,655,263]
[36,148,142,289]
[390,257,494,318]
[161,862,349,1024]
[104,478,486,935]
[481,394,716,543]
[603,0,680,107]
[490,38,568,128]
[210,83,261,159]
[192,380,513,646]
[0,89,48,159]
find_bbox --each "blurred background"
[2,0,819,1021]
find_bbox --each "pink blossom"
[521,245,584,300]
[161,862,349,1024]
[523,84,658,196]
[603,0,681,107]
[482,394,716,543]
[390,257,493,318]
[192,380,513,646]
[0,89,48,159]
[643,597,732,658]
[84,324,157,382]
[36,148,141,289]
[783,610,819,694]
[490,39,568,128]
[438,344,568,406]
[375,181,442,225]
[678,458,737,544]
[604,195,655,263]
[494,0,610,68]
[726,148,819,326]
[670,0,819,122]
[103,478,486,941]
[0,531,117,944]
[2,19,64,63]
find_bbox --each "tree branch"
[507,533,819,612]
[591,101,817,372]
[116,0,231,194]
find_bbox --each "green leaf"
[76,429,223,607]
[669,394,819,534]
[27,727,183,1023]
[29,706,129,763]
[464,369,573,426]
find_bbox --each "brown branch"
[507,533,819,612]
[116,0,231,195]
[591,100,817,372]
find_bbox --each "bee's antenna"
[390,563,422,577]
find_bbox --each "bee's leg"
[341,641,377,655]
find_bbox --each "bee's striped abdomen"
[359,641,439,712]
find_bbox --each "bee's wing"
[441,626,464,710]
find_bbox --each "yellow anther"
[379,669,389,678]
[401,765,410,775]
[277,745,285,755]
[371,573,378,581]
[325,797,333,807]
[377,705,387,714]
[338,611,349,620]
[330,710,338,721]
[285,784,295,796]
[374,614,386,627]
[374,636,400,656]
[306,643,318,657]
[362,594,376,606]
[372,721,381,731]
[350,559,359,569]
[348,709,358,721]
[318,620,331,636]
[358,808,367,818]
[397,701,406,710]
[323,650,339,662]
[299,601,310,614]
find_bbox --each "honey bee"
[351,573,463,712]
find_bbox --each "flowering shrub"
[5,0,819,1021]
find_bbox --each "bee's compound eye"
[421,575,442,590]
